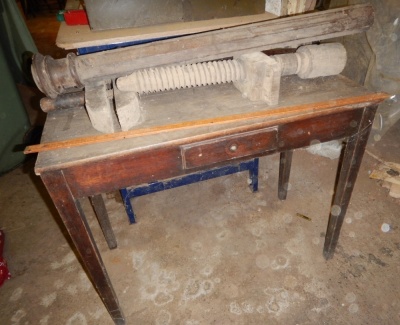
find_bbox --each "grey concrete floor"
[0,126,399,324]
[1,8,400,325]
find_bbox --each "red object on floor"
[64,9,89,26]
[0,230,11,287]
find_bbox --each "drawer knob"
[229,144,238,152]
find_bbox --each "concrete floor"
[1,9,400,325]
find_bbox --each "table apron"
[61,108,365,198]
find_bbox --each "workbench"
[34,75,387,324]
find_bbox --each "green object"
[0,45,30,174]
[57,10,65,22]
[0,0,37,174]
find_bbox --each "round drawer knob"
[229,144,238,152]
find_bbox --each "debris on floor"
[296,213,312,221]
[369,161,400,198]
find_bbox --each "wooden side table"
[34,75,388,324]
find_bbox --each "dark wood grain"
[323,105,378,260]
[76,5,375,83]
[26,91,387,155]
[181,127,277,169]
[278,150,293,200]
[41,171,125,325]
[60,107,369,199]
[277,109,364,150]
[33,5,375,98]
[35,75,389,324]
[63,146,183,198]
[90,194,118,250]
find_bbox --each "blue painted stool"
[120,158,259,224]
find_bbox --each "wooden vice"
[32,4,373,133]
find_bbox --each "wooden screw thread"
[117,60,245,93]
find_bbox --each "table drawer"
[181,127,277,169]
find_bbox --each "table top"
[35,75,386,174]
[57,6,276,50]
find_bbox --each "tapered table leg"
[90,194,118,249]
[41,171,125,325]
[278,150,293,200]
[323,105,378,260]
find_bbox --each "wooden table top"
[35,75,386,173]
[57,0,276,51]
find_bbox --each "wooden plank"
[33,76,387,171]
[76,5,375,83]
[24,92,388,154]
[57,12,277,50]
[38,5,375,99]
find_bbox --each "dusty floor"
[1,6,400,325]
[1,130,399,325]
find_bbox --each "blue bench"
[120,158,259,224]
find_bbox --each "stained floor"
[0,6,399,325]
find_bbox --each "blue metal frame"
[120,158,259,224]
[77,35,184,55]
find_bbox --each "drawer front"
[181,127,277,169]
[277,109,364,150]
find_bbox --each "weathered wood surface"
[78,4,374,82]
[40,171,125,325]
[323,104,379,259]
[278,150,293,200]
[59,0,274,50]
[32,76,389,172]
[40,4,374,99]
[26,91,387,154]
[49,108,363,198]
[181,127,278,169]
[36,74,388,325]
[89,194,118,249]
[57,13,277,50]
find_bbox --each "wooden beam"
[82,4,375,80]
[34,5,375,98]
[24,93,388,154]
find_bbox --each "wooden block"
[85,82,119,133]
[234,52,281,105]
[113,84,142,131]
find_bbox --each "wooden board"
[33,75,388,172]
[53,5,374,92]
[57,12,277,50]
[26,91,387,155]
